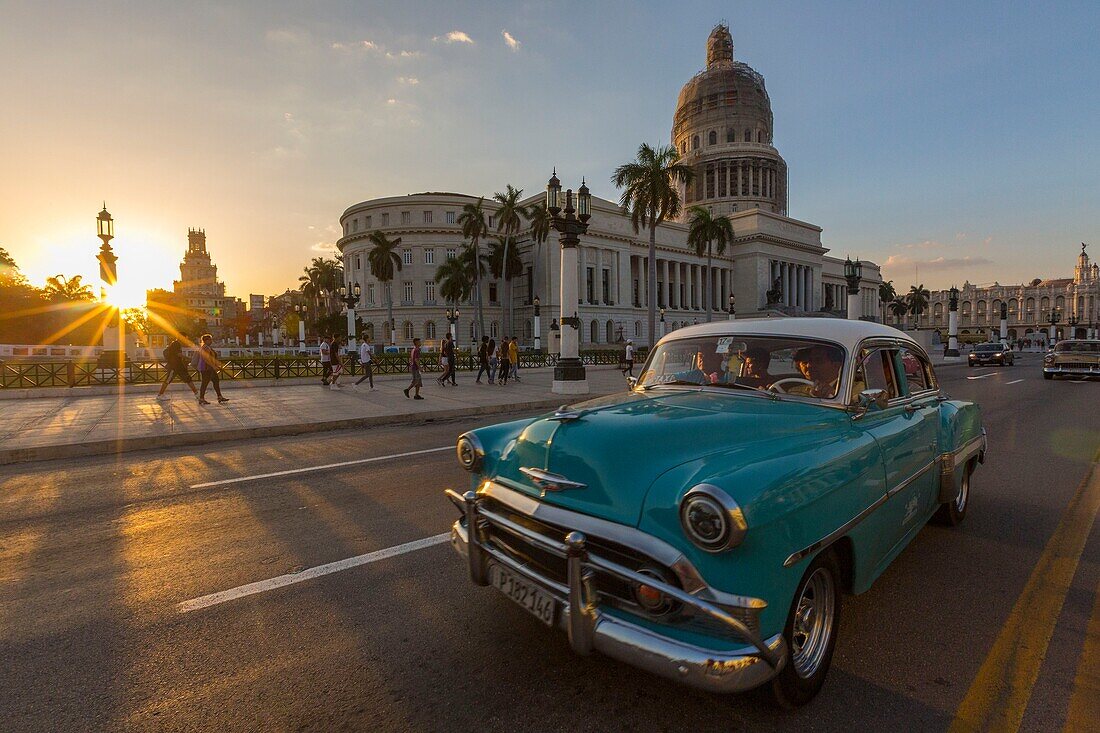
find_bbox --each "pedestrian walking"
[445,333,457,385]
[476,336,490,384]
[156,333,198,400]
[497,337,511,385]
[354,337,375,390]
[487,337,498,383]
[437,334,451,386]
[330,337,344,387]
[622,340,635,377]
[319,335,332,385]
[508,337,521,382]
[197,333,229,405]
[403,337,424,399]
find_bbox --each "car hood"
[489,388,843,526]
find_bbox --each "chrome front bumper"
[1043,365,1100,376]
[446,488,786,694]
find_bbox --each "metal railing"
[0,349,644,389]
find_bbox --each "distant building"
[336,25,882,348]
[148,228,243,341]
[920,244,1099,343]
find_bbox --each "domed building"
[673,24,787,216]
[336,25,882,349]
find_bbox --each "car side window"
[852,348,900,403]
[898,348,934,393]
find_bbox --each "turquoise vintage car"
[445,319,985,706]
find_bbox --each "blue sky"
[1,0,1097,300]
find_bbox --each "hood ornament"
[549,404,583,421]
[520,467,587,496]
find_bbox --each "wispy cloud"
[311,241,338,253]
[434,30,474,44]
[331,39,420,60]
[883,254,993,270]
[397,76,419,85]
[502,30,520,51]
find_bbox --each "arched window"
[708,131,717,146]
[634,321,641,337]
[365,323,375,339]
[425,321,437,340]
[1026,297,1035,319]
[469,322,478,340]
[1009,298,1018,316]
[590,320,599,344]
[744,128,752,142]
[1055,295,1065,311]
[490,321,499,338]
[757,129,764,142]
[726,128,735,143]
[606,320,615,343]
[524,320,532,339]
[692,135,699,150]
[402,321,414,340]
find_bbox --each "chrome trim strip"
[519,466,587,493]
[783,460,936,568]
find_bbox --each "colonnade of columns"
[625,255,733,312]
[769,259,814,311]
[688,157,783,207]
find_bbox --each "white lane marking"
[1005,379,1024,385]
[177,532,451,613]
[966,372,997,380]
[189,446,452,488]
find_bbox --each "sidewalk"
[0,366,631,465]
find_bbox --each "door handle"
[903,404,919,414]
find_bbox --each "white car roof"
[657,317,918,355]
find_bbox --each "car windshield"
[637,335,847,399]
[974,344,1002,353]
[1055,341,1100,353]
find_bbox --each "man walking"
[497,337,511,385]
[197,333,229,405]
[508,336,521,382]
[403,337,424,399]
[445,333,457,385]
[437,334,451,387]
[476,336,490,384]
[319,335,332,386]
[354,337,375,390]
[156,334,198,401]
[622,339,635,377]
[329,336,344,388]
[487,337,498,383]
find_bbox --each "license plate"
[489,564,557,626]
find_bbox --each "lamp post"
[844,257,862,321]
[339,283,361,353]
[1068,313,1080,340]
[547,170,590,395]
[945,286,960,357]
[727,293,736,321]
[295,304,307,347]
[95,204,124,368]
[533,296,541,351]
[445,306,460,341]
[998,302,1008,346]
[659,307,666,338]
[271,315,281,347]
[1048,307,1061,344]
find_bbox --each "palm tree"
[525,201,550,310]
[43,274,95,302]
[493,185,526,334]
[889,297,909,328]
[488,236,523,335]
[611,143,695,343]
[299,256,343,314]
[686,206,735,322]
[435,257,469,340]
[878,280,897,324]
[366,231,402,344]
[457,198,490,340]
[906,284,931,329]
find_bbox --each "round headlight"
[679,484,748,553]
[456,433,483,472]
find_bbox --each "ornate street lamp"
[727,293,736,321]
[339,283,362,352]
[843,257,862,321]
[533,296,541,351]
[999,301,1009,345]
[96,204,117,290]
[94,203,124,369]
[294,304,308,347]
[547,169,591,395]
[1068,313,1080,339]
[445,306,460,341]
[659,306,667,338]
[944,286,961,357]
[1048,306,1061,344]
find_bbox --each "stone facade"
[170,228,243,338]
[917,245,1100,343]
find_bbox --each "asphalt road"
[2,353,1098,732]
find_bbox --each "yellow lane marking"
[950,456,1100,733]
[1065,579,1100,732]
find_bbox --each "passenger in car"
[806,346,845,398]
[738,347,772,388]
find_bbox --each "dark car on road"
[968,343,1014,367]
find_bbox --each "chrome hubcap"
[791,567,835,679]
[955,471,970,512]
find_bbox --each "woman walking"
[487,338,498,384]
[197,333,229,405]
[329,336,344,388]
[497,337,510,386]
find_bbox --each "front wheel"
[1043,371,1053,380]
[769,551,841,708]
[934,461,971,526]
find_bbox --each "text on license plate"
[489,564,557,626]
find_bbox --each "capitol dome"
[672,24,787,216]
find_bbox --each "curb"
[0,393,614,466]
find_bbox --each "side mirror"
[851,388,889,419]
[626,376,637,390]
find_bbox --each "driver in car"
[806,345,845,398]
